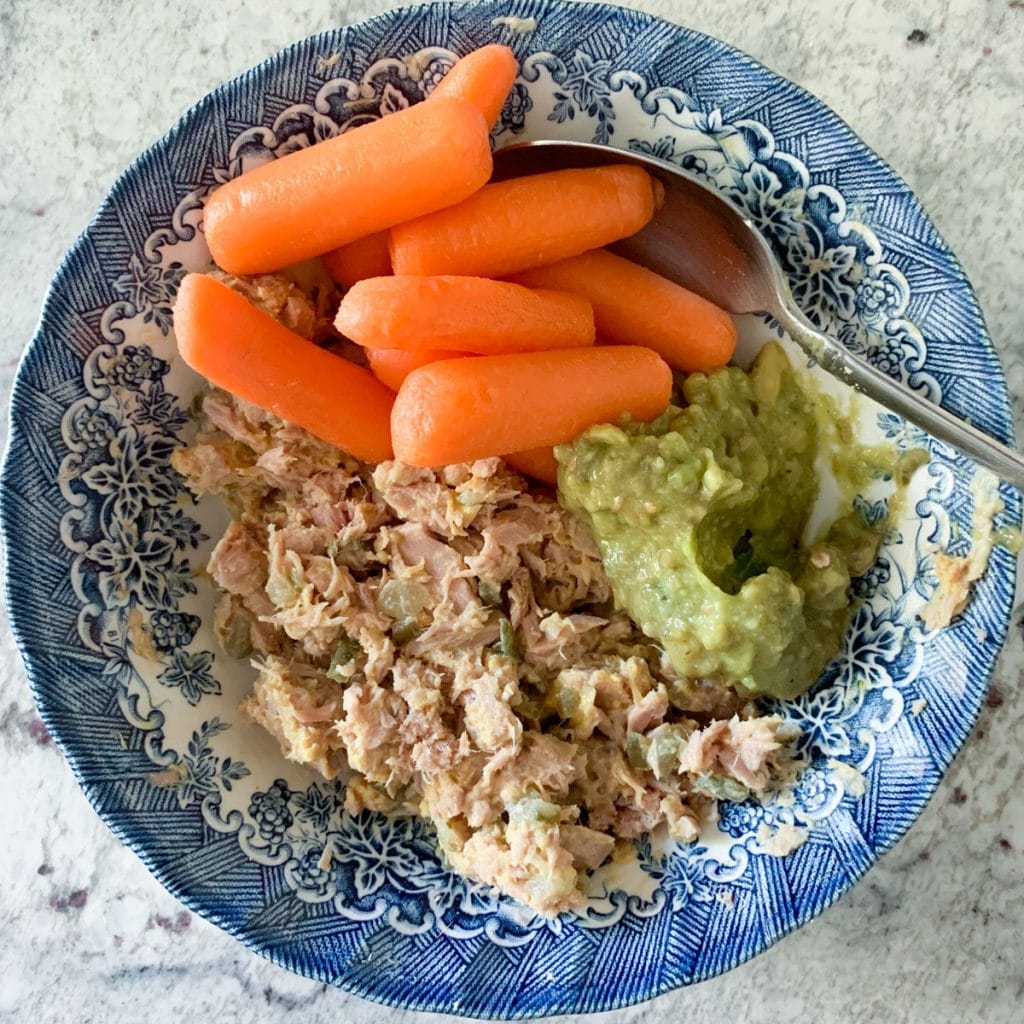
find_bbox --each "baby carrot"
[389,165,662,278]
[322,232,392,289]
[391,346,671,466]
[174,274,394,463]
[504,446,559,487]
[428,44,518,127]
[204,98,492,275]
[510,248,737,372]
[335,276,595,353]
[366,347,469,392]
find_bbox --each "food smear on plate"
[921,468,1008,631]
[173,43,938,916]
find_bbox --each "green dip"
[557,343,917,700]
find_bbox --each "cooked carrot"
[391,346,671,466]
[504,446,559,487]
[336,276,595,354]
[389,166,662,278]
[322,232,392,289]
[510,248,737,372]
[428,44,518,127]
[366,347,469,392]
[204,98,492,275]
[174,274,394,462]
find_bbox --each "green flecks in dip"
[558,342,923,700]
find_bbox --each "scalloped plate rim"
[1,1,1018,1018]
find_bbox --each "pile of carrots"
[175,44,738,483]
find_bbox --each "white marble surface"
[1,1,1022,1021]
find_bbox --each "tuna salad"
[175,391,797,915]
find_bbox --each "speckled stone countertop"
[1,1,1022,1021]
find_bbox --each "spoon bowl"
[494,140,1024,489]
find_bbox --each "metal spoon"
[493,140,1024,489]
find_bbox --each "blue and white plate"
[2,1,1019,1017]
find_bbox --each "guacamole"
[558,343,905,700]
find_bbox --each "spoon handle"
[775,305,1024,491]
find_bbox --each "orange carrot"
[174,274,394,463]
[504,446,559,487]
[510,248,737,372]
[366,347,469,392]
[428,44,518,127]
[389,166,662,278]
[204,99,492,275]
[322,232,392,289]
[335,276,595,353]
[391,346,671,466]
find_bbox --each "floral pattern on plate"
[4,1,1018,1016]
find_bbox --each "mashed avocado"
[558,343,912,700]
